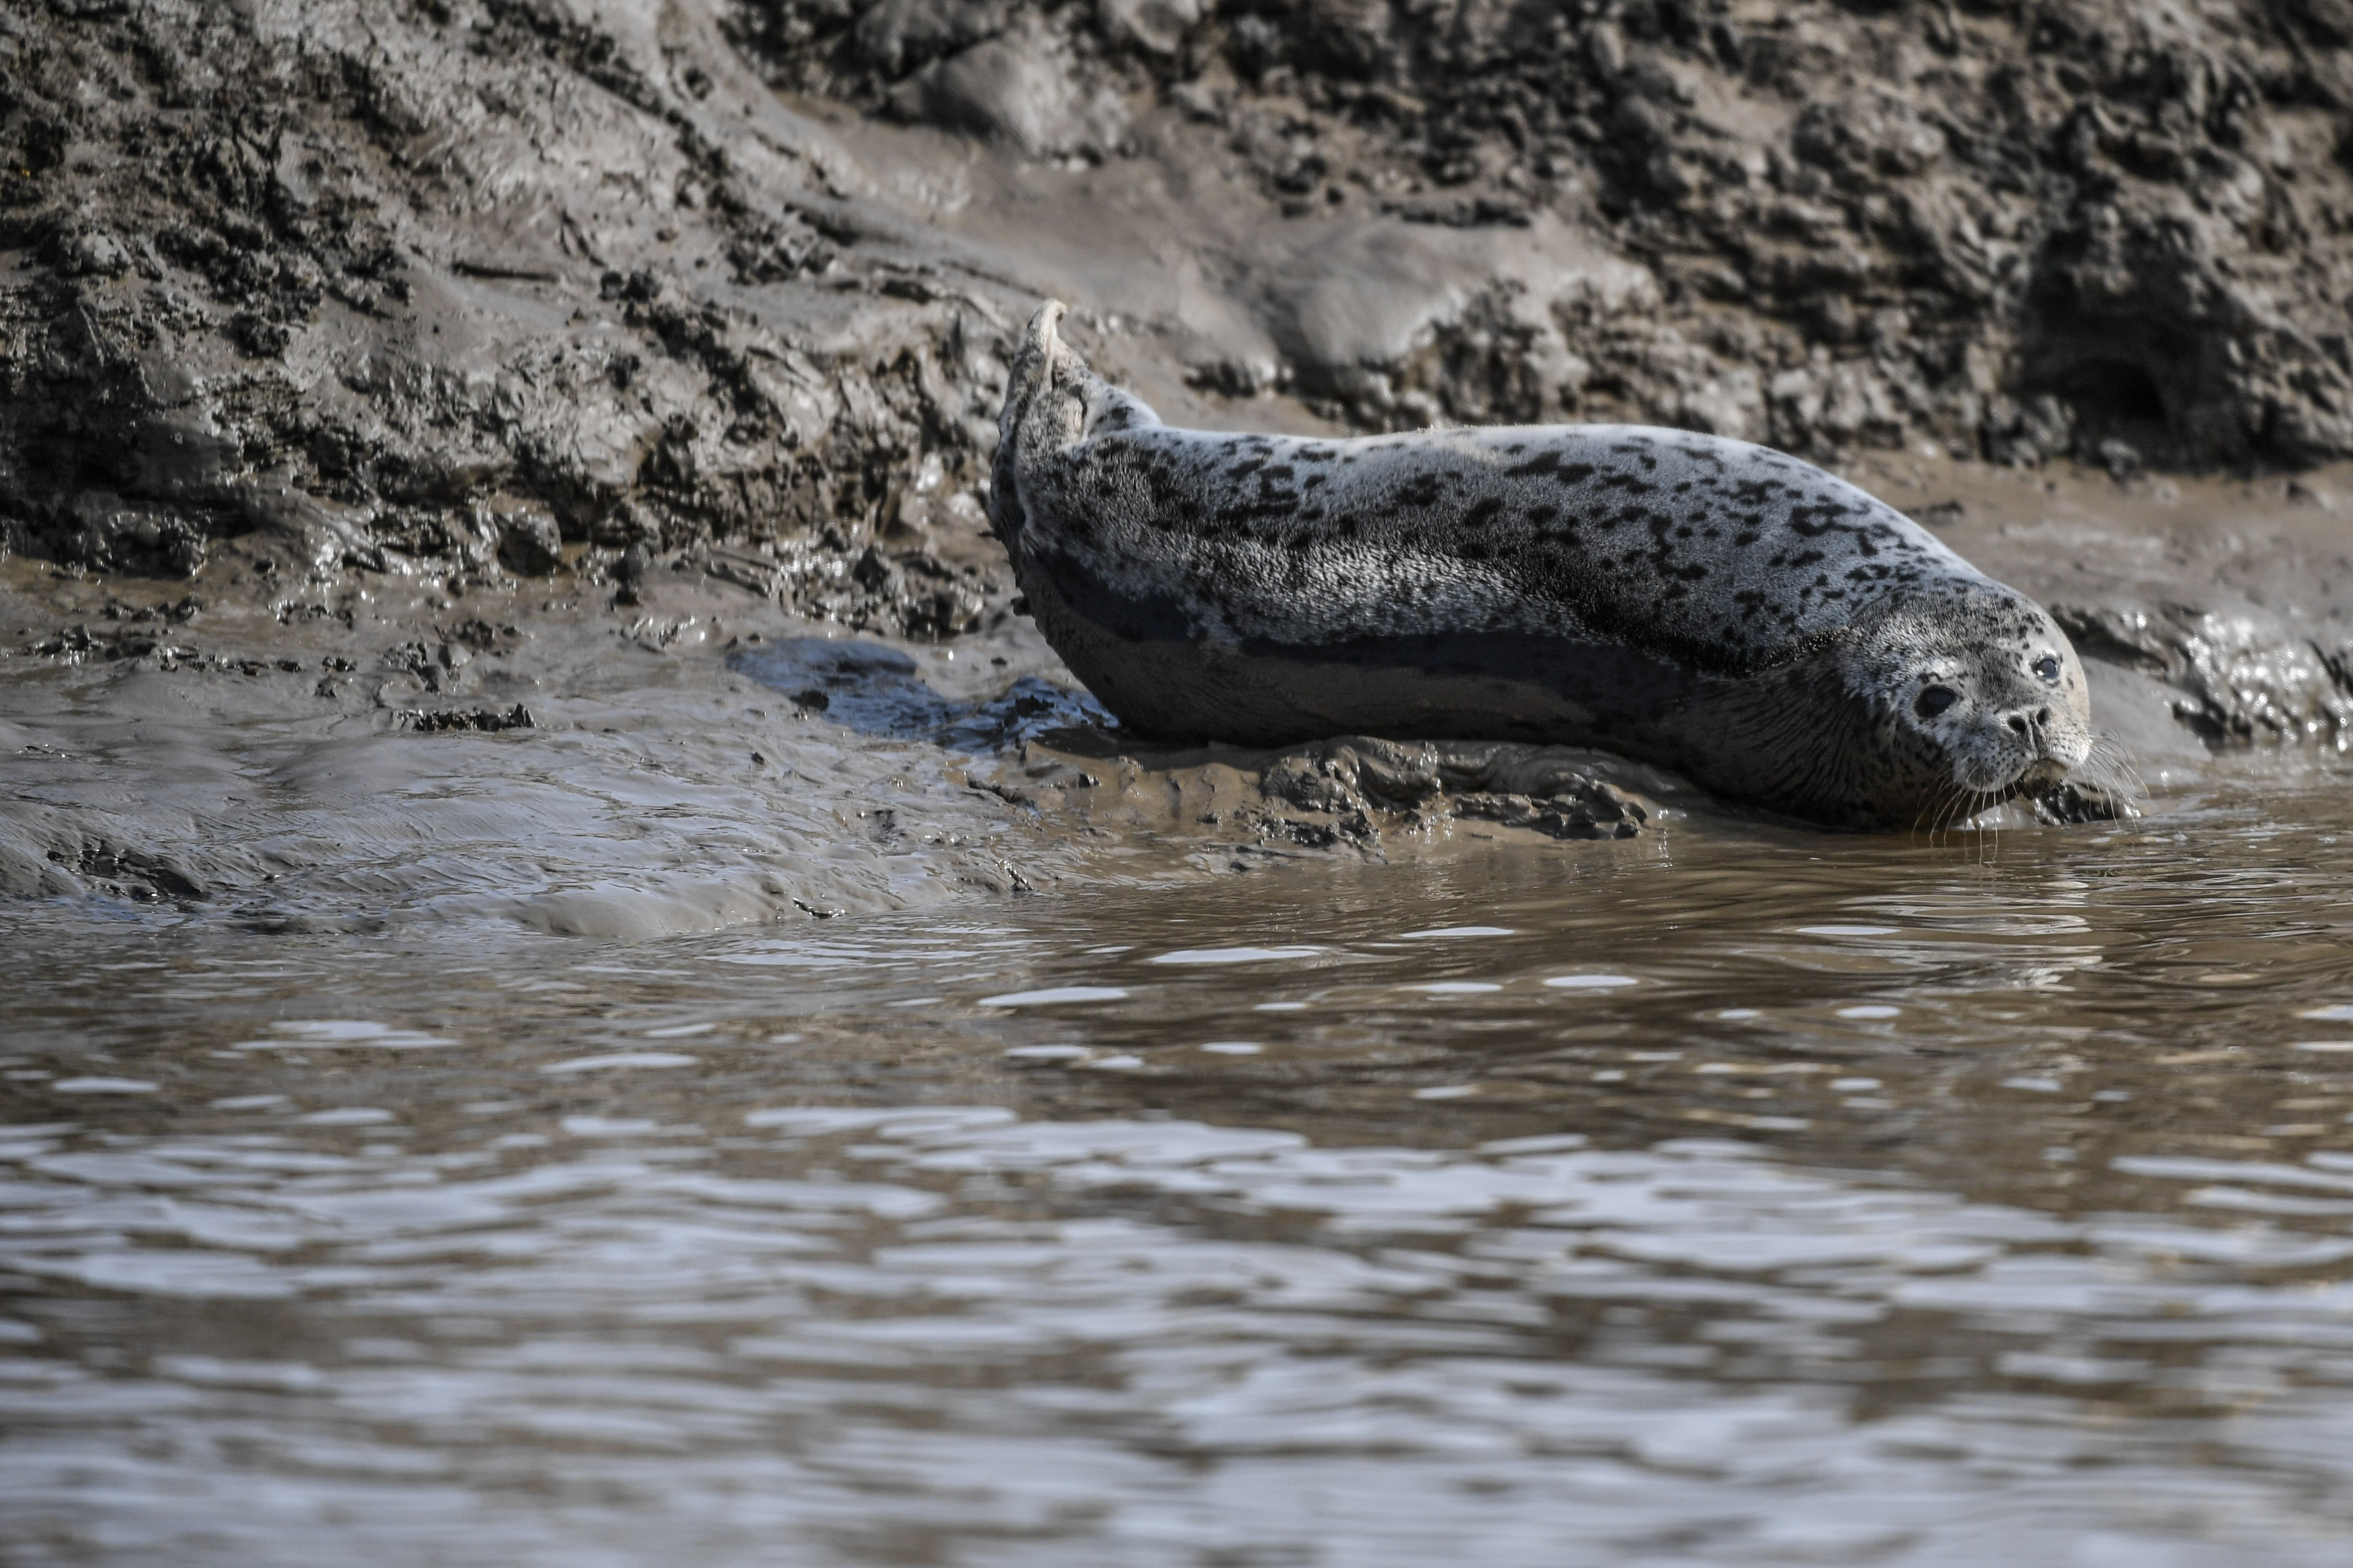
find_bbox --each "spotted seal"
[989,301,2095,828]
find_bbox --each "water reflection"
[7,780,2353,1562]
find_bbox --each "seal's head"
[1836,584,2094,825]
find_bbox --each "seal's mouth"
[1944,716,2089,794]
[2012,758,2072,791]
[1944,755,2071,802]
[1948,757,2061,790]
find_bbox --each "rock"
[1097,0,1198,56]
[497,512,564,577]
[2051,600,2353,747]
[898,27,1118,157]
[855,0,1010,77]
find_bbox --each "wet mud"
[12,447,2349,934]
[7,0,2353,930]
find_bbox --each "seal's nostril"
[2008,715,2029,735]
[2037,707,2051,724]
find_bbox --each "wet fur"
[992,302,2092,827]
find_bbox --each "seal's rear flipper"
[1002,302,1079,432]
[992,302,1089,548]
[992,302,1162,549]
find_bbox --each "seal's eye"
[1915,685,1959,719]
[2032,655,2061,683]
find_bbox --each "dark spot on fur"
[1396,474,1444,509]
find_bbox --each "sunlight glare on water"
[9,780,2353,1564]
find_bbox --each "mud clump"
[1257,736,1650,842]
[1012,733,1662,858]
[1449,789,1645,842]
[496,513,565,577]
[396,704,537,734]
[37,842,210,905]
[2054,598,2353,747]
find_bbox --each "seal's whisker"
[1923,781,1955,841]
[1940,783,1972,842]
[2080,731,2146,800]
[1911,786,1946,841]
[1912,774,1961,840]
[1928,780,1971,843]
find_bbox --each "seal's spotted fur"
[993,302,2092,827]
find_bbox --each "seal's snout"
[1952,683,2092,795]
[1997,701,2072,757]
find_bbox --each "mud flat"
[9,452,2353,936]
[7,0,2353,928]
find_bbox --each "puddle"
[729,638,1111,752]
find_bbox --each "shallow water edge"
[10,781,2353,1564]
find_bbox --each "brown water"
[10,779,2353,1565]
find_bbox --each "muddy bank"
[748,0,2353,469]
[10,0,2353,586]
[7,0,2353,930]
[6,451,2351,937]
[0,549,1693,933]
[0,0,1021,632]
